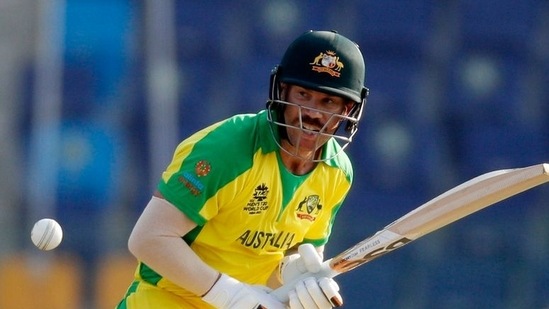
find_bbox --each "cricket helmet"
[266,30,369,160]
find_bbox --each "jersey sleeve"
[157,137,212,226]
[157,114,261,226]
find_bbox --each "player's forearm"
[128,196,219,296]
[129,232,218,296]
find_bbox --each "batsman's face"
[281,84,353,158]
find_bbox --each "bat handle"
[270,259,338,302]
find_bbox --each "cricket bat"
[272,163,549,302]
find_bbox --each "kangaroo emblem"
[309,51,344,77]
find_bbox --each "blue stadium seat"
[424,222,511,308]
[443,51,526,125]
[364,55,427,122]
[178,59,231,134]
[534,261,549,307]
[422,184,549,307]
[65,1,135,103]
[352,119,440,195]
[458,0,543,54]
[250,1,331,58]
[440,48,547,178]
[176,1,248,61]
[335,257,404,308]
[454,122,548,179]
[350,54,450,195]
[234,56,276,113]
[520,197,549,307]
[440,0,545,145]
[355,0,437,56]
[329,189,423,308]
[55,120,123,208]
[62,58,99,118]
[52,119,126,287]
[426,260,507,308]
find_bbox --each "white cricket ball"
[31,218,63,250]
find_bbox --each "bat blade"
[272,163,549,301]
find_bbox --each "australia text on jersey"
[237,229,295,250]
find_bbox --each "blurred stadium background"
[0,0,548,308]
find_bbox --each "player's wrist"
[200,272,222,298]
[201,273,285,309]
[201,273,239,307]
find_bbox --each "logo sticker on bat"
[333,236,412,272]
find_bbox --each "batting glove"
[288,277,342,309]
[202,273,286,309]
[279,243,322,284]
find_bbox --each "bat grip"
[270,259,339,302]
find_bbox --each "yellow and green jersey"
[124,110,353,307]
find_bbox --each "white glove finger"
[288,290,305,309]
[294,279,318,309]
[303,277,333,309]
[318,277,343,307]
[298,244,322,273]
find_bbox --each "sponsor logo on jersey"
[296,195,322,221]
[178,171,204,196]
[237,229,295,250]
[244,183,270,215]
[310,50,344,77]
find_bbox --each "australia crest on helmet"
[309,50,344,77]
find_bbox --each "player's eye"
[298,91,310,99]
[320,98,343,113]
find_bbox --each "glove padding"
[288,277,342,309]
[203,273,286,309]
[279,244,343,308]
[279,243,322,284]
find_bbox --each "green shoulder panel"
[323,138,354,184]
[157,111,276,224]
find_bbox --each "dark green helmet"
[277,30,368,104]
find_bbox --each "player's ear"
[342,101,356,116]
[279,82,288,99]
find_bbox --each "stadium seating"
[355,0,437,56]
[458,0,543,53]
